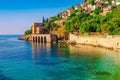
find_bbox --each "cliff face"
[19,34,32,41]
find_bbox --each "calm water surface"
[0,35,120,80]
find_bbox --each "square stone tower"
[32,23,44,34]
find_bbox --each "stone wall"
[69,33,120,49]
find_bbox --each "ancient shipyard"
[31,23,57,43]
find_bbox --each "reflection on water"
[31,42,70,60]
[32,42,51,60]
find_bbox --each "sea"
[0,35,120,80]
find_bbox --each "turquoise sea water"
[0,35,120,80]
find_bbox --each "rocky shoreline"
[18,34,32,41]
[68,42,120,52]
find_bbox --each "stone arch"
[41,36,43,42]
[38,36,40,43]
[44,36,47,43]
[35,36,37,42]
[33,36,35,42]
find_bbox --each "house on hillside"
[60,12,68,19]
[60,8,73,19]
[116,2,120,5]
[95,0,106,3]
[80,2,96,13]
[74,4,81,10]
[103,5,113,12]
[112,1,116,6]
[66,9,73,16]
[111,1,120,6]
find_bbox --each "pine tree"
[42,16,45,23]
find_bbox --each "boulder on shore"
[18,34,32,41]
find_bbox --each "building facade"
[32,23,57,43]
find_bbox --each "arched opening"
[35,36,37,42]
[38,36,40,43]
[33,36,35,42]
[44,36,47,43]
[41,36,43,42]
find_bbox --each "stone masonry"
[69,33,120,49]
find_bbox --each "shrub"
[24,29,32,35]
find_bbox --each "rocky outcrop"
[18,34,32,41]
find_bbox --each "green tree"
[80,22,90,33]
[42,16,45,23]
[57,26,68,40]
[94,8,103,15]
[24,29,32,35]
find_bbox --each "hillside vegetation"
[64,5,120,35]
[44,0,120,37]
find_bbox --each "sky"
[0,0,83,34]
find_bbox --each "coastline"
[69,43,120,52]
[18,35,120,52]
[18,34,32,41]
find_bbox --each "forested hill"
[64,5,120,35]
[43,0,120,37]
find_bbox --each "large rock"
[18,34,32,41]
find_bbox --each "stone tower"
[32,23,44,34]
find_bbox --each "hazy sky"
[0,0,83,34]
